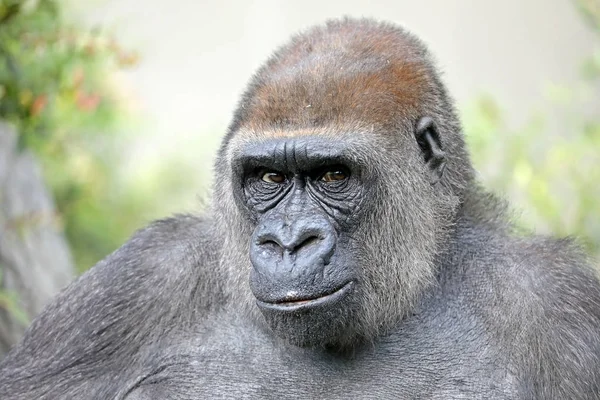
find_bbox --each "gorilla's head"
[213,18,475,349]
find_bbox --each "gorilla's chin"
[255,283,359,348]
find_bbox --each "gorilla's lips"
[256,281,354,312]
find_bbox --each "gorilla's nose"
[250,215,336,279]
[259,223,324,254]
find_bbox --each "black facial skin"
[231,137,370,345]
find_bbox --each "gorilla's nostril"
[259,239,284,256]
[254,232,286,259]
[259,238,279,247]
[256,231,283,248]
[292,235,321,253]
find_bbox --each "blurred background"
[0,0,598,355]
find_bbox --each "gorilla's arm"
[0,214,222,400]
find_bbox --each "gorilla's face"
[226,119,454,348]
[231,135,371,347]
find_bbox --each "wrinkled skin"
[1,18,600,400]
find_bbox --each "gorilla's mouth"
[256,281,354,312]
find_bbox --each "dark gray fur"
[1,18,599,400]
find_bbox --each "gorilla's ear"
[415,117,446,185]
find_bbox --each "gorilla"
[1,18,600,400]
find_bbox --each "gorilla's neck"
[455,186,511,231]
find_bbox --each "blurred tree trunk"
[0,122,75,357]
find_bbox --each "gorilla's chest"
[128,313,518,400]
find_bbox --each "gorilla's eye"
[320,169,348,183]
[262,171,286,184]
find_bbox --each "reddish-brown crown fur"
[232,18,442,138]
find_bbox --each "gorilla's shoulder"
[503,234,600,309]
[88,212,225,309]
[4,213,221,349]
[455,201,600,308]
[467,228,600,323]
[0,213,224,397]
[103,213,221,273]
[463,230,600,394]
[515,234,600,338]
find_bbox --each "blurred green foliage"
[0,0,146,271]
[575,0,600,32]
[0,268,29,325]
[462,0,600,257]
